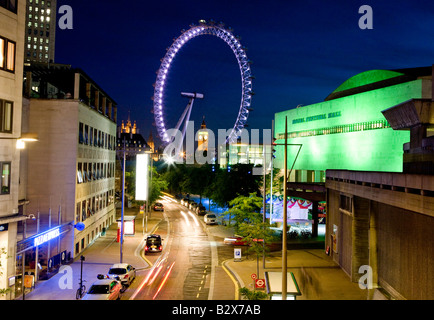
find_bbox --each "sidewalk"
[206,224,367,300]
[22,207,161,300]
[224,249,367,300]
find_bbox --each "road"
[123,196,226,300]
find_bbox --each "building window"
[1,162,11,194]
[0,0,17,13]
[0,100,13,133]
[0,36,16,72]
[84,124,89,144]
[78,122,84,144]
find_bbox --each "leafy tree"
[125,164,168,206]
[224,193,276,276]
[239,287,269,300]
[224,192,263,232]
[208,164,262,207]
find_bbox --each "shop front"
[14,222,72,298]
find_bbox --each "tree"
[239,287,269,300]
[224,192,263,233]
[125,164,168,206]
[208,164,262,207]
[224,193,275,276]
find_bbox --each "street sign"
[234,248,242,261]
[255,278,265,289]
[251,273,257,280]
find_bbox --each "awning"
[265,271,302,299]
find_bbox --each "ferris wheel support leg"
[176,98,195,157]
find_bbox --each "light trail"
[180,211,190,226]
[187,210,200,226]
[130,252,168,300]
[152,261,176,300]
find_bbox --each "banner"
[269,196,312,223]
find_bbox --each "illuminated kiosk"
[272,66,432,233]
[265,271,301,300]
[116,216,136,237]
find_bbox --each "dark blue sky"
[55,0,434,145]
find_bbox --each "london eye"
[152,19,254,149]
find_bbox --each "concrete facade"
[24,97,117,260]
[326,170,434,299]
[19,66,118,291]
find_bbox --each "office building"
[24,0,56,63]
[17,64,117,295]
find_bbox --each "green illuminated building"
[274,67,433,180]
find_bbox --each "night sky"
[55,0,434,146]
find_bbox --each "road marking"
[222,260,240,300]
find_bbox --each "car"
[186,200,195,208]
[107,263,136,286]
[153,202,164,211]
[81,279,122,300]
[196,204,206,215]
[190,202,198,211]
[182,199,192,207]
[144,234,163,254]
[204,213,217,225]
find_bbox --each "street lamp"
[120,137,126,263]
[16,132,38,149]
[273,117,302,300]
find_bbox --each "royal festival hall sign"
[292,111,341,124]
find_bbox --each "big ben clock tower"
[197,116,208,152]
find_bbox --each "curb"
[222,259,244,300]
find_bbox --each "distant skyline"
[55,0,434,146]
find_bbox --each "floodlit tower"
[197,116,208,152]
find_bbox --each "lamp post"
[120,137,126,263]
[273,117,302,300]
[282,117,288,300]
[143,147,153,234]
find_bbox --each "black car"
[144,234,162,254]
[196,204,206,216]
[153,202,164,211]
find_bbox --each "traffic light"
[272,137,277,159]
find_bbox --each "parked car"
[181,198,189,206]
[190,202,198,211]
[81,279,122,300]
[196,204,207,215]
[107,263,136,286]
[153,202,164,211]
[204,213,217,225]
[183,199,193,207]
[144,234,163,254]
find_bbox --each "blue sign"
[75,222,85,231]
